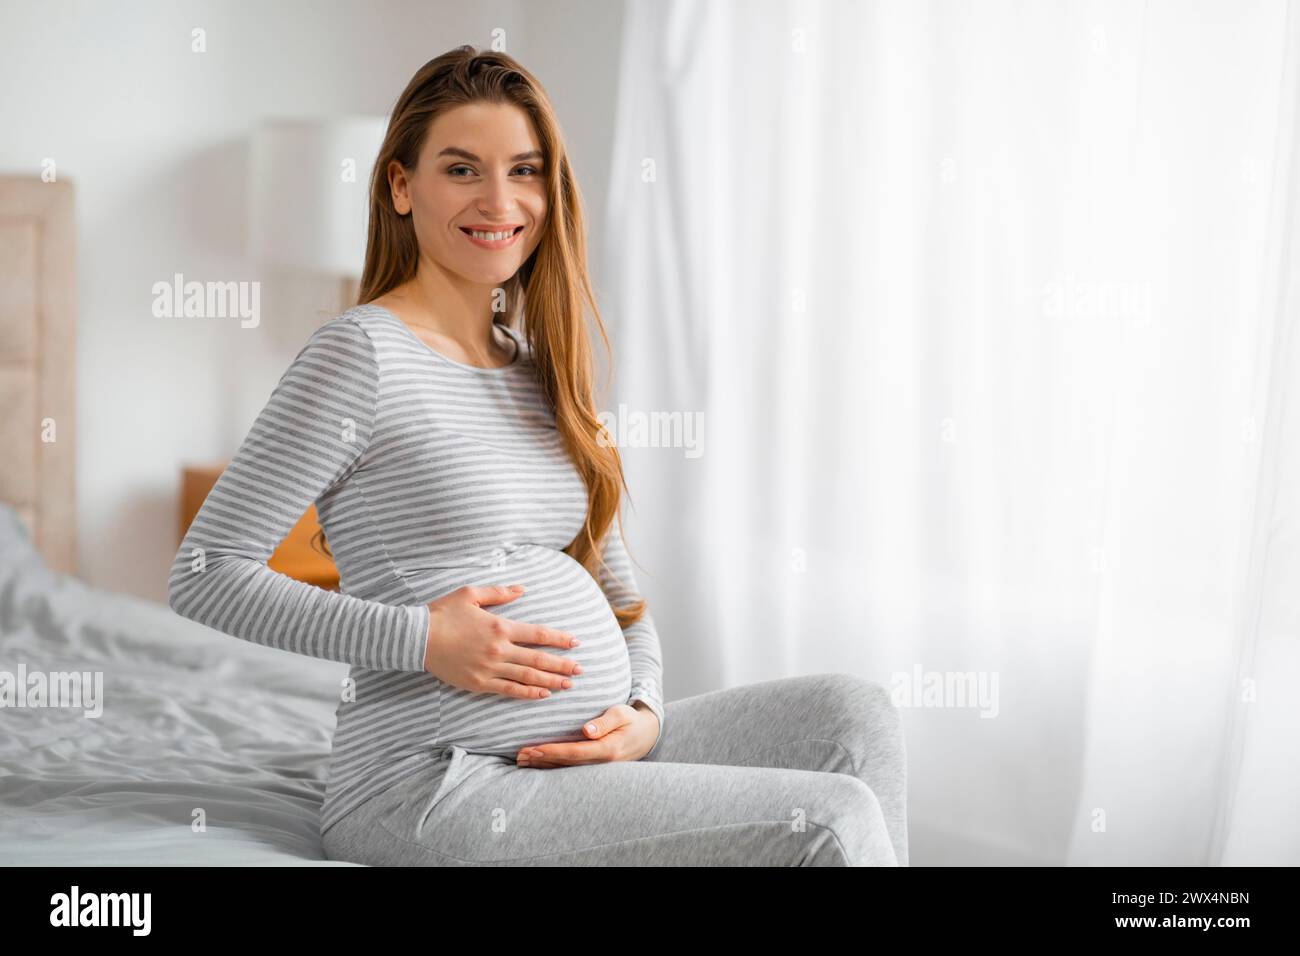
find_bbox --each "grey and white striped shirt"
[167,303,665,837]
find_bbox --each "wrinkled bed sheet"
[0,506,360,865]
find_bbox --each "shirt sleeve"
[166,316,430,672]
[596,514,666,756]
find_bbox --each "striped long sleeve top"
[167,304,666,836]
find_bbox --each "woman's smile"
[459,224,525,250]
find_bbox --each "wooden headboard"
[0,175,78,575]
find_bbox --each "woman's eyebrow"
[437,147,544,163]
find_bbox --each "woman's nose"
[477,174,519,212]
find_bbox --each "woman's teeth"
[469,229,516,240]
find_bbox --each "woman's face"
[390,101,548,287]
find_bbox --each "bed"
[0,503,360,866]
[0,175,357,865]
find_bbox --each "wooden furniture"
[0,175,78,574]
[179,463,340,590]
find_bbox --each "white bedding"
[0,506,361,865]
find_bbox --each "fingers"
[505,625,583,677]
[482,677,555,700]
[514,621,582,652]
[495,661,577,692]
[517,741,611,767]
[515,710,635,766]
[582,705,636,738]
[450,586,586,698]
[482,633,582,696]
[518,755,564,769]
[516,746,576,768]
[465,584,527,607]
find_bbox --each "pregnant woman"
[168,45,908,866]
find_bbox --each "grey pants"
[320,672,908,866]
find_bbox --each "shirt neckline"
[366,303,522,373]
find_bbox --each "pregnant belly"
[410,546,633,755]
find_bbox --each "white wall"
[0,0,626,601]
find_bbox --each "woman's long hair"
[313,45,646,630]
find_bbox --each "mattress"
[0,504,361,866]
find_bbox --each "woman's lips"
[459,225,524,250]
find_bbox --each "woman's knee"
[805,674,904,748]
[800,775,898,866]
[810,672,898,716]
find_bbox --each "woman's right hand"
[422,584,583,699]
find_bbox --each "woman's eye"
[446,164,541,178]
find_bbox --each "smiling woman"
[170,44,907,868]
[169,45,665,839]
[381,100,549,301]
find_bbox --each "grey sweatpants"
[320,672,908,866]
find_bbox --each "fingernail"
[585,723,597,735]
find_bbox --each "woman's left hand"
[515,701,660,767]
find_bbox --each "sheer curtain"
[598,0,1300,865]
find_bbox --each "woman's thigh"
[322,747,896,866]
[645,672,909,865]
[321,671,908,867]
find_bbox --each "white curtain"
[599,0,1300,865]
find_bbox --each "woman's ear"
[388,160,411,216]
